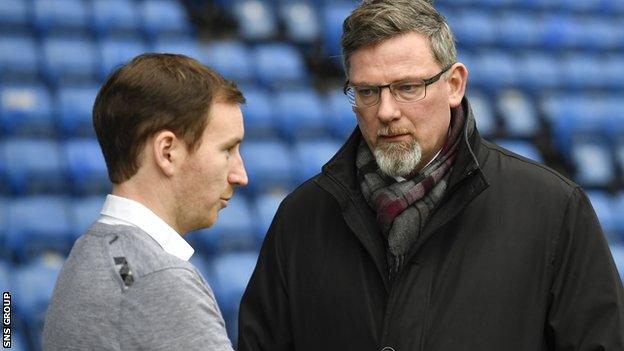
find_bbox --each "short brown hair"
[93,53,245,184]
[341,0,456,75]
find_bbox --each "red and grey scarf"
[356,104,474,277]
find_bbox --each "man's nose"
[229,154,248,187]
[376,87,401,123]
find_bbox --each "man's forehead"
[204,102,244,134]
[348,33,438,82]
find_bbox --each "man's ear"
[152,130,185,177]
[447,63,468,108]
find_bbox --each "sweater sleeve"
[119,267,234,351]
[238,204,295,351]
[546,187,624,350]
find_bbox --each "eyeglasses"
[343,64,454,108]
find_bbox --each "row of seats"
[436,0,624,13]
[445,10,624,51]
[0,37,311,87]
[461,51,624,91]
[0,0,190,39]
[0,137,345,196]
[0,82,342,140]
[6,33,623,91]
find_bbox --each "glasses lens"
[391,82,426,102]
[354,86,379,107]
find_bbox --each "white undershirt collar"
[98,194,194,261]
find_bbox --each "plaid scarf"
[357,104,473,278]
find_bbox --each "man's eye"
[356,87,375,97]
[397,83,420,92]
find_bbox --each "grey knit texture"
[43,222,233,351]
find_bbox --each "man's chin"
[373,142,422,177]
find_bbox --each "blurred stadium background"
[0,0,623,349]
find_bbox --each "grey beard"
[373,140,422,177]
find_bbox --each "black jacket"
[238,100,624,350]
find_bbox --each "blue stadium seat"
[520,0,564,10]
[549,96,606,157]
[33,0,89,35]
[13,256,63,344]
[496,12,541,48]
[457,51,482,86]
[7,197,71,260]
[0,261,8,299]
[496,90,539,138]
[579,17,620,51]
[604,56,624,90]
[0,0,29,31]
[601,97,624,142]
[566,0,607,13]
[321,2,354,67]
[56,85,99,137]
[0,200,6,252]
[7,328,27,351]
[538,14,578,50]
[616,140,624,180]
[99,38,147,78]
[0,36,39,82]
[152,38,202,59]
[274,89,327,141]
[326,87,356,139]
[68,195,105,241]
[452,10,497,47]
[211,251,259,344]
[64,139,109,195]
[476,52,518,89]
[293,140,341,183]
[196,195,256,253]
[232,0,277,40]
[2,139,65,195]
[467,92,497,138]
[239,87,276,138]
[241,140,294,194]
[561,54,605,90]
[495,140,543,163]
[571,140,615,188]
[0,84,54,136]
[614,194,624,243]
[254,43,307,89]
[610,245,624,282]
[201,40,254,83]
[254,192,286,238]
[92,0,141,38]
[519,53,561,91]
[586,191,618,244]
[279,1,320,43]
[140,0,192,41]
[42,37,98,86]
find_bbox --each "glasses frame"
[343,63,455,108]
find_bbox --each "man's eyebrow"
[350,76,428,86]
[223,137,242,147]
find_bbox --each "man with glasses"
[238,1,624,350]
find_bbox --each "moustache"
[377,127,412,137]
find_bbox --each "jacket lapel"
[316,129,391,290]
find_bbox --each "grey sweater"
[43,222,233,350]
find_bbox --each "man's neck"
[111,182,183,234]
